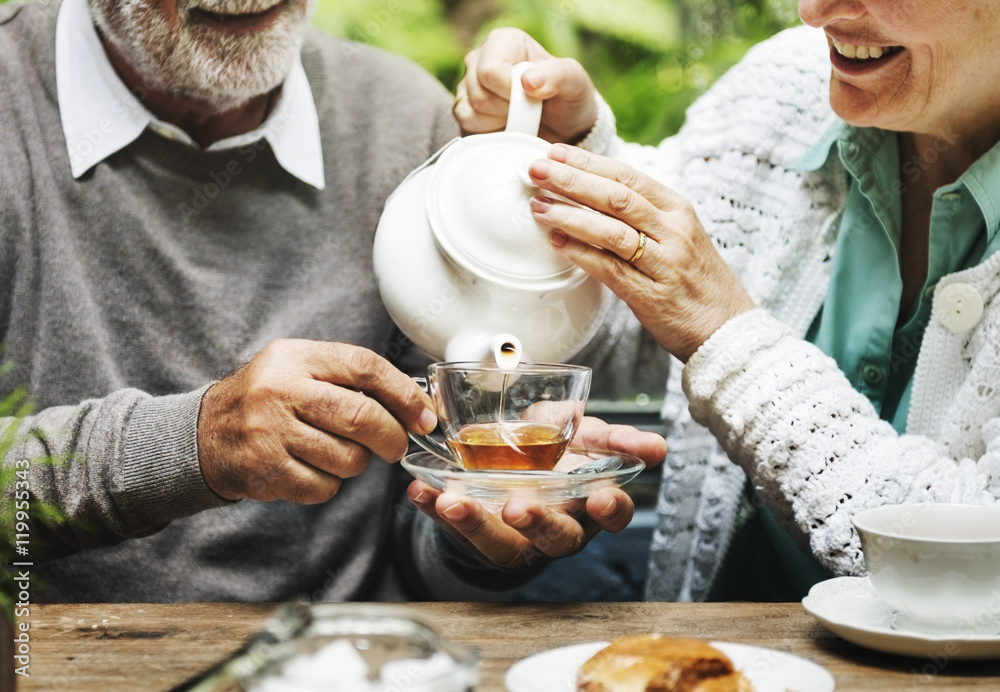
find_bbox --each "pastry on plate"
[577,634,754,692]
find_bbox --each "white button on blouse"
[933,283,985,332]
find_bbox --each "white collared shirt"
[55,0,325,189]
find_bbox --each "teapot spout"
[445,331,523,369]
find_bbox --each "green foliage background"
[0,0,802,143]
[314,0,801,143]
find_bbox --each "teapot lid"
[426,64,588,292]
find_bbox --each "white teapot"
[373,63,613,364]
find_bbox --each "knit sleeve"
[574,92,617,156]
[2,387,232,561]
[682,309,1000,577]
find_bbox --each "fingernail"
[418,409,437,434]
[529,159,552,180]
[530,196,552,213]
[523,70,543,90]
[549,230,568,248]
[599,497,618,518]
[509,512,531,529]
[441,502,466,521]
[411,490,429,504]
[549,144,571,163]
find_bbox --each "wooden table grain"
[16,602,1000,691]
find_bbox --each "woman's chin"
[828,80,892,130]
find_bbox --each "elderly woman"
[455,0,1000,601]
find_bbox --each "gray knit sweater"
[0,0,497,602]
[0,0,664,602]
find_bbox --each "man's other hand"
[197,339,436,503]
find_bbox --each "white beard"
[88,0,317,113]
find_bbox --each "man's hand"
[407,416,667,569]
[455,28,598,144]
[198,339,436,503]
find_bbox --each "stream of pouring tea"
[451,338,569,470]
[495,340,520,449]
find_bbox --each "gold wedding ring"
[626,231,647,264]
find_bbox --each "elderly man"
[0,0,666,602]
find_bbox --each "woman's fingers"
[549,229,652,303]
[455,52,509,133]
[530,194,652,262]
[539,144,690,215]
[456,29,553,135]
[454,29,598,142]
[528,145,758,363]
[472,28,554,98]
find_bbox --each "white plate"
[802,576,1000,660]
[401,448,644,506]
[504,640,834,692]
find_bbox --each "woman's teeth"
[832,40,899,60]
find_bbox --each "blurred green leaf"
[573,0,683,51]
[312,0,464,83]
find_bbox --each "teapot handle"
[504,62,543,137]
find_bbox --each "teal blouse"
[711,122,1000,602]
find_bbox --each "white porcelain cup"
[853,503,1000,631]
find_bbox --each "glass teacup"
[410,362,592,471]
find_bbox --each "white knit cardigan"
[593,25,1000,601]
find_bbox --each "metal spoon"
[566,456,623,474]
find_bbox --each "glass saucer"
[400,447,645,506]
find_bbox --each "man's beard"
[88,0,317,113]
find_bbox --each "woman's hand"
[454,28,598,144]
[528,144,757,363]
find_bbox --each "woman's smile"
[800,0,1000,149]
[827,34,905,77]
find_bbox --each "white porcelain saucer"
[802,576,1000,660]
[504,640,834,692]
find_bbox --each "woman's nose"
[799,0,867,27]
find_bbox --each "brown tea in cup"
[409,362,591,471]
[448,421,571,471]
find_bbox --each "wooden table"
[15,602,1000,691]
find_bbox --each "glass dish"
[242,604,479,692]
[401,447,645,506]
